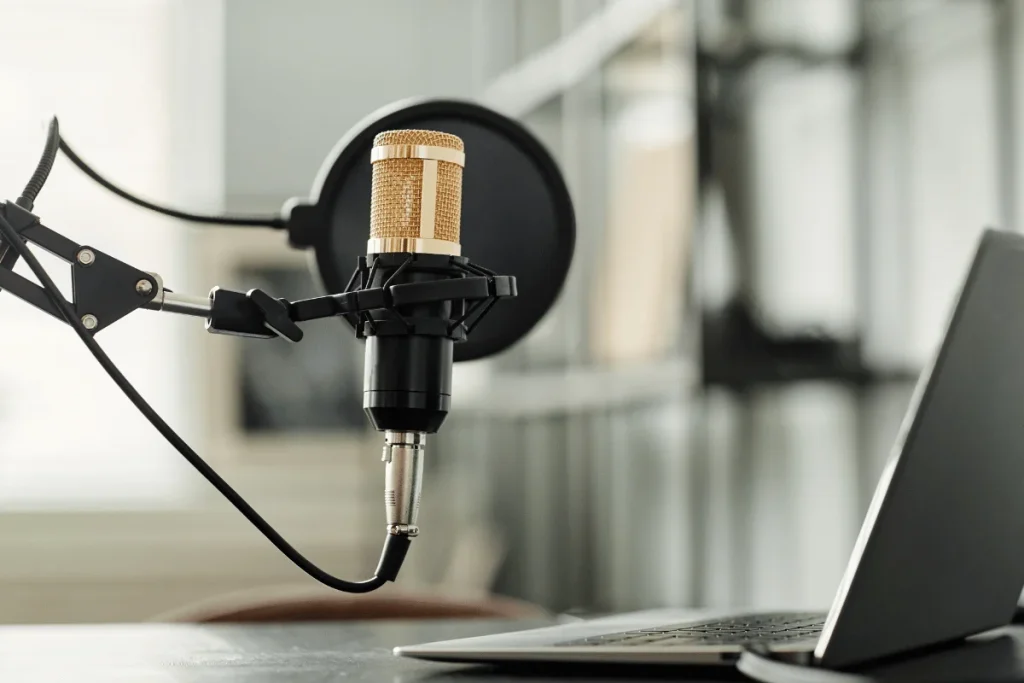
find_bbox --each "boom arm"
[0,201,515,342]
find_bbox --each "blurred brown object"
[150,585,547,623]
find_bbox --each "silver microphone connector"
[382,430,424,537]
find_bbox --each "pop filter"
[284,98,575,362]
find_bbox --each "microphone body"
[364,129,466,537]
[363,255,455,435]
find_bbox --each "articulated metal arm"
[0,201,516,344]
[0,201,159,333]
[0,199,517,596]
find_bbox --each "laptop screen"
[817,229,1024,668]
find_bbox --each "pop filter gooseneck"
[284,98,576,362]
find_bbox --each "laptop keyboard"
[556,612,826,648]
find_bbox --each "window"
[0,0,193,507]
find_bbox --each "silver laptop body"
[396,230,1024,669]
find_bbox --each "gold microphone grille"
[369,130,465,253]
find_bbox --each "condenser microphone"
[365,129,467,538]
[282,98,577,545]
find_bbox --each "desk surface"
[0,618,727,682]
[6,619,1024,682]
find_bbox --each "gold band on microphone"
[418,160,439,239]
[366,237,462,256]
[371,144,466,167]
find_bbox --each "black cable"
[58,138,286,229]
[17,117,61,211]
[0,209,396,593]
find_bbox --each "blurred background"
[0,0,1012,622]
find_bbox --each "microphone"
[365,129,466,539]
[0,101,574,596]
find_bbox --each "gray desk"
[5,619,1024,681]
[0,618,726,682]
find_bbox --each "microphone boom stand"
[0,197,515,593]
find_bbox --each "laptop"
[396,228,1024,670]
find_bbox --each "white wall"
[0,0,467,623]
[863,2,1001,370]
[222,0,482,210]
[0,0,192,507]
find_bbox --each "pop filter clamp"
[0,102,574,594]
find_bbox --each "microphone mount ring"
[339,252,517,343]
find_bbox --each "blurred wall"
[692,0,1017,613]
[223,0,480,212]
[4,0,1019,625]
[215,0,700,614]
[0,0,499,624]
